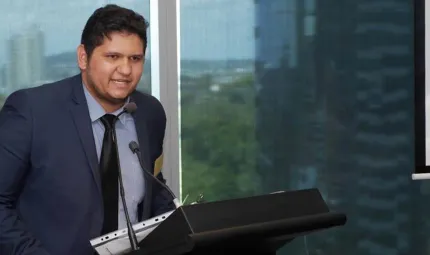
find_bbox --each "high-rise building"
[255,0,420,254]
[351,1,417,255]
[6,25,45,93]
[254,0,320,196]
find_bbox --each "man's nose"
[117,59,132,75]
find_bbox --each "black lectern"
[128,188,346,255]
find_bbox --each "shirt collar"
[82,84,130,125]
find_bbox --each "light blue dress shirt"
[83,85,145,229]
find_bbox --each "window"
[0,0,151,107]
[178,0,424,254]
[1,1,425,254]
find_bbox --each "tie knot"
[100,114,117,129]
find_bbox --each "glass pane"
[0,0,150,106]
[179,0,423,254]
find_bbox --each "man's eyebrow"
[130,54,144,58]
[104,52,144,57]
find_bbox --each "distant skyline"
[0,0,254,65]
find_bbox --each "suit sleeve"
[0,91,50,255]
[152,172,176,216]
[151,102,176,216]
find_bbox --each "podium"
[127,188,346,255]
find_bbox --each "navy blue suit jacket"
[0,75,174,255]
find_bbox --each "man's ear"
[77,44,88,70]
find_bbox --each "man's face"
[78,31,145,111]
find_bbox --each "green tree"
[181,74,262,202]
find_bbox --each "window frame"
[150,0,181,198]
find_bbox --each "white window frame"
[150,0,181,199]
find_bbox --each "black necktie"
[99,114,119,234]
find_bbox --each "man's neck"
[82,82,128,113]
[100,101,125,114]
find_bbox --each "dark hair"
[81,4,149,57]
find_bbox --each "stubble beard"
[84,70,127,110]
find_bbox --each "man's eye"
[107,55,118,59]
[131,56,142,61]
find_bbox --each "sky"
[0,0,255,64]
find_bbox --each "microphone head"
[129,141,140,153]
[124,102,137,114]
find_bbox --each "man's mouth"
[111,79,131,85]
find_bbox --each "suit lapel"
[130,93,153,219]
[130,93,152,173]
[69,78,101,195]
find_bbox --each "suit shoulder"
[27,75,77,95]
[132,90,161,105]
[5,75,78,102]
[133,90,165,116]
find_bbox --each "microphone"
[111,102,139,251]
[118,102,137,117]
[128,141,181,208]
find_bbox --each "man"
[0,4,175,255]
